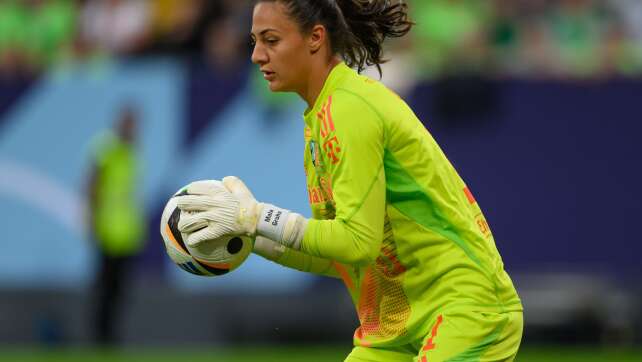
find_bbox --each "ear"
[308,24,326,54]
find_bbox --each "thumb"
[222,176,255,199]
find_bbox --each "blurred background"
[0,0,640,361]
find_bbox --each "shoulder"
[333,72,405,121]
[320,90,383,135]
[314,90,385,148]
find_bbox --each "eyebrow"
[251,28,279,37]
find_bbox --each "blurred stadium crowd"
[1,0,642,81]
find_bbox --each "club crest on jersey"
[310,140,317,167]
[310,140,324,171]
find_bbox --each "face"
[118,110,137,143]
[251,2,311,92]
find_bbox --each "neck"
[299,57,341,109]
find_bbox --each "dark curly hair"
[254,0,414,76]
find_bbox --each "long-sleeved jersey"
[299,63,522,348]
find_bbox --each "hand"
[221,176,264,236]
[176,177,307,249]
[175,178,256,247]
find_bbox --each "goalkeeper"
[176,0,523,361]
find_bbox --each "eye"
[266,38,279,45]
[249,37,256,47]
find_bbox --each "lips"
[261,70,276,81]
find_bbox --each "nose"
[251,42,268,65]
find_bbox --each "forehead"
[251,2,298,35]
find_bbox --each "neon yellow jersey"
[93,132,146,257]
[300,63,522,348]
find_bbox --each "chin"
[268,81,288,93]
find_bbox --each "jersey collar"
[304,62,352,126]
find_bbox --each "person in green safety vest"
[87,105,147,346]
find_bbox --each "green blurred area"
[2,346,641,362]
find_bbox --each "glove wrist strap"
[257,204,307,250]
[257,204,291,242]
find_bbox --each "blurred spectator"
[25,0,77,67]
[0,0,77,77]
[79,0,152,56]
[0,0,28,77]
[489,0,520,75]
[2,0,642,80]
[517,18,558,78]
[608,0,642,44]
[544,0,612,79]
[488,0,554,78]
[411,0,493,78]
[150,0,203,40]
[144,0,213,57]
[87,106,147,346]
[144,0,251,69]
[606,0,642,76]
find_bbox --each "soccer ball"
[160,185,253,277]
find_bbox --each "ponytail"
[334,0,414,75]
[255,0,414,75]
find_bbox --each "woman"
[176,1,523,361]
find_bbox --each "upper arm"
[302,90,387,266]
[326,90,386,222]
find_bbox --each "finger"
[185,227,215,247]
[185,180,226,196]
[178,204,238,229]
[222,176,255,199]
[185,224,236,247]
[175,194,222,212]
[177,211,209,234]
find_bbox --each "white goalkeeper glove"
[176,176,308,250]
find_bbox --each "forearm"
[298,168,386,266]
[257,204,381,267]
[253,237,339,278]
[301,218,380,266]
